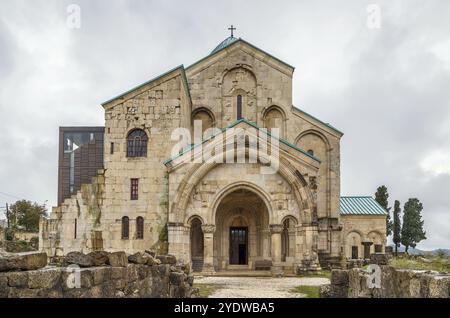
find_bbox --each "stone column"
[293,224,304,273]
[202,224,216,273]
[300,224,321,272]
[168,222,189,262]
[270,224,284,277]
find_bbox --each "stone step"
[192,257,204,272]
[197,270,273,277]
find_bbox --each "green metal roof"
[101,65,185,106]
[340,196,388,216]
[211,36,239,54]
[292,106,344,136]
[164,118,321,166]
[187,37,295,71]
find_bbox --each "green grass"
[193,284,222,298]
[390,256,450,273]
[290,285,320,298]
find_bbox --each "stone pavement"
[194,276,330,298]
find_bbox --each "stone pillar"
[299,224,321,272]
[270,224,284,277]
[202,224,216,273]
[168,222,189,262]
[293,224,304,271]
[362,241,373,259]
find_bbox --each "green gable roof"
[101,65,187,106]
[164,118,321,166]
[187,37,295,71]
[211,36,239,54]
[340,196,388,216]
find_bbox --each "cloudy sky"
[0,0,449,249]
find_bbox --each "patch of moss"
[290,285,320,298]
[194,284,222,298]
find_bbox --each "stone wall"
[0,251,196,298]
[321,266,450,298]
[341,215,387,259]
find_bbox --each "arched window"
[307,149,314,156]
[264,107,285,138]
[127,129,148,157]
[192,108,214,138]
[121,216,129,239]
[237,95,243,120]
[136,217,144,240]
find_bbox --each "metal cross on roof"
[228,25,236,38]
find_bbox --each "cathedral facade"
[40,36,387,274]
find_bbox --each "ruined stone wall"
[0,227,4,244]
[0,252,196,298]
[40,171,105,257]
[321,267,450,298]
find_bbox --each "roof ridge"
[186,37,295,71]
[341,196,373,198]
[101,64,185,106]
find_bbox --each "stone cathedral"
[40,34,387,274]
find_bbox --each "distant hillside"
[391,245,450,256]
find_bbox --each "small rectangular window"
[110,142,114,154]
[375,244,383,253]
[130,179,139,200]
[74,219,77,239]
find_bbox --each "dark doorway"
[190,218,204,272]
[351,246,358,259]
[230,227,248,265]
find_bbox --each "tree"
[375,185,392,236]
[392,200,402,256]
[9,200,47,233]
[401,198,426,253]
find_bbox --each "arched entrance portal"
[214,189,270,271]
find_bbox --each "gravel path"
[194,276,330,298]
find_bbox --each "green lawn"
[290,285,320,298]
[193,283,222,298]
[390,256,450,273]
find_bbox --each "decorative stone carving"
[201,224,216,234]
[269,224,284,234]
[193,186,216,208]
[309,176,318,190]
